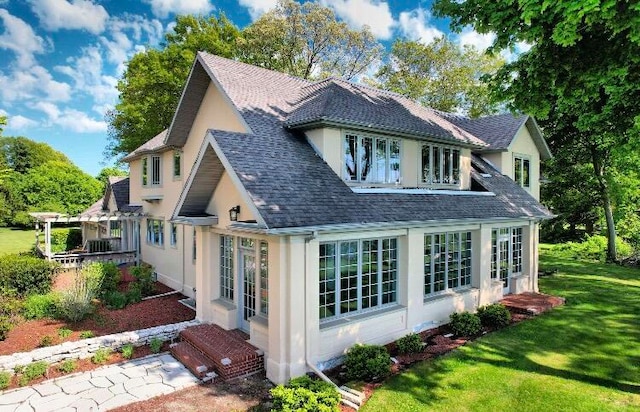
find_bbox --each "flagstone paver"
[0,353,199,412]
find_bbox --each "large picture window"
[220,235,234,301]
[424,231,471,296]
[514,155,530,188]
[319,238,398,321]
[421,144,460,185]
[344,133,400,184]
[146,219,164,246]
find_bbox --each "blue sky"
[0,0,497,176]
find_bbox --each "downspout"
[303,231,364,409]
[182,225,186,296]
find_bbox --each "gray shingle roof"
[122,129,168,161]
[82,177,140,216]
[437,112,528,150]
[168,52,552,228]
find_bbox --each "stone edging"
[0,319,200,372]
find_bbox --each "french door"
[238,246,257,332]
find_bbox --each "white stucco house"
[92,52,553,384]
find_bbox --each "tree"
[0,136,69,174]
[96,167,128,190]
[434,0,640,261]
[375,37,504,116]
[106,14,242,158]
[0,115,6,136]
[239,0,382,80]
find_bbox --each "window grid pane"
[344,134,358,181]
[425,231,472,296]
[173,151,181,177]
[389,140,400,183]
[344,134,401,184]
[421,145,431,184]
[146,219,163,246]
[447,232,460,289]
[523,159,530,187]
[220,235,234,301]
[461,232,472,286]
[512,228,523,273]
[339,241,359,315]
[381,238,397,304]
[142,158,148,186]
[260,242,268,316]
[319,243,337,319]
[361,240,379,309]
[424,234,432,295]
[432,234,446,292]
[243,254,256,322]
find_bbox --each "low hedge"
[0,254,58,296]
[344,344,390,382]
[270,375,340,412]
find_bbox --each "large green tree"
[435,0,640,261]
[375,37,504,116]
[0,136,69,174]
[239,0,382,80]
[106,14,241,158]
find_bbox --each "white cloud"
[238,0,278,21]
[0,10,47,67]
[9,115,38,129]
[33,102,106,133]
[143,0,215,18]
[322,0,395,39]
[398,8,443,44]
[0,65,71,102]
[458,27,495,51]
[27,0,109,34]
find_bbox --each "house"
[108,52,552,384]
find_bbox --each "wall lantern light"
[229,205,240,222]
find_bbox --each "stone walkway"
[0,353,199,412]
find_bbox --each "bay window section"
[319,237,398,321]
[344,133,400,184]
[424,231,471,297]
[421,144,461,186]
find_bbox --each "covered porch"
[30,212,144,269]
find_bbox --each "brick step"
[178,324,264,381]
[170,341,217,381]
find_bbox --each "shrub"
[0,254,58,296]
[103,290,128,310]
[57,328,72,339]
[552,235,634,262]
[79,330,95,339]
[81,262,120,296]
[396,333,423,354]
[130,264,154,296]
[57,267,101,323]
[22,293,60,319]
[121,344,134,359]
[477,304,511,329]
[0,289,23,317]
[18,361,48,386]
[0,371,10,390]
[39,335,54,347]
[0,316,12,341]
[149,337,163,353]
[50,228,83,253]
[271,375,341,412]
[57,359,77,374]
[344,344,390,382]
[91,348,112,364]
[126,282,142,304]
[449,311,482,337]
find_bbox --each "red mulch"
[0,267,195,356]
[3,342,171,391]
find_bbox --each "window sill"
[249,315,268,328]
[211,298,236,311]
[145,243,165,249]
[320,304,405,330]
[424,287,477,304]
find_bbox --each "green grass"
[0,227,34,256]
[362,245,640,412]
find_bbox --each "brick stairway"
[170,324,264,382]
[500,292,565,315]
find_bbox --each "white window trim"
[513,153,531,190]
[420,143,461,188]
[150,154,162,187]
[343,131,402,185]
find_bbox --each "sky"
[0,0,500,176]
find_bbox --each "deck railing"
[50,250,137,269]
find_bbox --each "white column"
[475,224,494,306]
[405,228,425,332]
[195,225,211,321]
[266,236,288,383]
[45,221,51,257]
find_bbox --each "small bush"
[344,344,390,382]
[57,267,101,323]
[149,337,163,353]
[39,335,54,347]
[91,348,112,364]
[477,303,511,329]
[121,344,134,359]
[0,316,12,341]
[271,375,341,412]
[96,262,121,296]
[0,254,58,296]
[57,359,77,374]
[22,293,60,319]
[126,282,142,304]
[18,361,48,386]
[449,311,482,337]
[103,290,128,310]
[79,330,95,339]
[0,290,23,318]
[58,328,72,339]
[0,371,10,389]
[396,333,423,354]
[130,264,154,296]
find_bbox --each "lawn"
[362,245,640,411]
[0,227,34,255]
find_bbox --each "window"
[514,155,530,188]
[491,227,524,284]
[319,237,398,321]
[151,155,161,186]
[192,228,197,262]
[109,221,121,238]
[344,133,400,184]
[146,219,164,246]
[173,150,181,178]
[421,144,460,185]
[259,241,268,316]
[169,223,177,247]
[220,235,234,301]
[424,231,471,296]
[142,158,148,186]
[512,227,523,273]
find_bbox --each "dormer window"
[514,155,530,189]
[344,133,400,184]
[421,144,460,186]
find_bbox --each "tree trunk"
[589,145,617,262]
